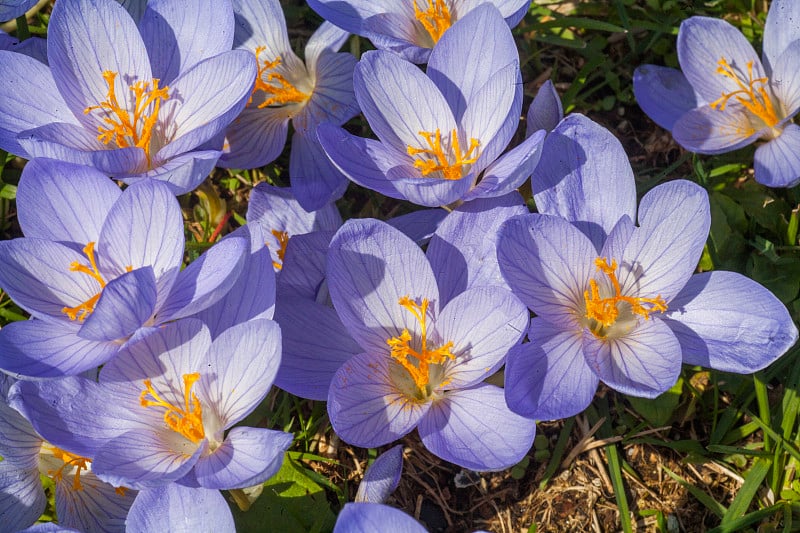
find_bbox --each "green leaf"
[748,255,800,303]
[627,377,682,426]
[230,455,336,533]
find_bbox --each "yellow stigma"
[407,128,480,181]
[710,58,780,128]
[140,373,206,444]
[413,0,452,44]
[61,242,133,322]
[83,71,169,167]
[583,258,667,338]
[269,229,290,270]
[250,48,309,109]
[45,445,91,491]
[386,296,455,398]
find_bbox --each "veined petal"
[55,471,136,533]
[497,213,595,322]
[386,209,447,246]
[664,271,798,373]
[93,430,205,489]
[526,80,563,135]
[770,41,800,117]
[48,0,152,128]
[155,235,247,323]
[435,287,528,389]
[0,51,77,156]
[119,150,221,196]
[763,0,800,73]
[125,484,233,533]
[671,104,763,154]
[97,180,184,307]
[232,0,292,56]
[505,318,598,420]
[297,51,359,129]
[289,129,350,211]
[753,123,800,188]
[427,4,518,123]
[328,219,439,355]
[138,0,234,84]
[328,352,430,448]
[461,129,546,202]
[633,65,700,131]
[354,50,456,150]
[0,0,36,20]
[677,16,762,105]
[355,445,403,504]
[198,320,282,429]
[418,383,536,471]
[334,503,426,533]
[158,50,257,160]
[217,105,289,169]
[16,159,121,244]
[0,320,119,377]
[390,169,473,207]
[0,461,44,533]
[305,22,351,72]
[427,192,527,305]
[582,318,682,398]
[317,124,411,202]
[274,298,361,401]
[17,123,106,166]
[276,231,333,302]
[194,426,291,490]
[532,114,637,251]
[78,267,157,342]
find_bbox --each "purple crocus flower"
[306,0,529,64]
[0,377,136,532]
[318,4,545,208]
[634,0,800,187]
[9,318,292,527]
[0,159,246,377]
[325,218,535,471]
[497,115,798,420]
[0,0,256,194]
[217,0,360,211]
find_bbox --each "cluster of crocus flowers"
[634,0,800,187]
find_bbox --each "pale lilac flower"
[0,0,256,194]
[0,0,36,21]
[0,159,247,377]
[634,0,800,187]
[318,5,544,207]
[498,115,798,420]
[218,0,360,210]
[325,218,535,471]
[307,0,529,64]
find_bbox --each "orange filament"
[710,58,779,128]
[407,128,480,181]
[413,0,452,43]
[140,373,205,444]
[83,71,169,166]
[62,242,106,322]
[47,446,91,491]
[250,48,309,108]
[386,296,455,395]
[269,229,290,270]
[584,258,667,335]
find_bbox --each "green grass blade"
[709,503,784,533]
[721,458,771,524]
[539,417,575,490]
[661,466,726,518]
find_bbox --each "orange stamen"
[47,446,91,491]
[710,58,779,128]
[269,229,290,270]
[413,0,452,44]
[583,258,667,336]
[83,71,169,166]
[407,128,480,181]
[140,373,205,444]
[250,48,309,108]
[386,296,455,395]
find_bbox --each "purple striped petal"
[289,129,350,211]
[334,503,427,533]
[125,484,233,533]
[753,124,800,188]
[355,445,403,504]
[79,267,157,342]
[55,471,136,533]
[527,80,563,135]
[633,65,699,131]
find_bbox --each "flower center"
[710,58,780,128]
[406,128,480,181]
[140,373,206,444]
[250,48,310,109]
[61,242,131,322]
[386,296,455,400]
[40,443,91,491]
[413,0,452,44]
[583,257,667,338]
[83,71,169,167]
[269,229,289,270]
